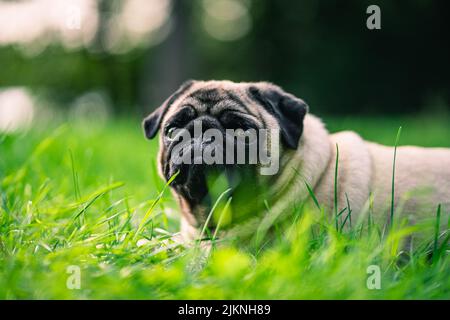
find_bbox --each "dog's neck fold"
[262,114,332,216]
[277,114,332,193]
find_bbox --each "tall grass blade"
[198,188,232,243]
[334,143,340,231]
[134,171,179,240]
[343,192,352,230]
[432,204,441,264]
[304,180,321,211]
[72,182,125,222]
[390,126,402,230]
[69,149,80,200]
[212,197,232,241]
[292,167,321,212]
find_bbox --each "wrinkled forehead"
[162,82,252,124]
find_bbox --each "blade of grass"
[198,188,232,243]
[212,197,232,241]
[69,149,81,200]
[432,204,441,264]
[71,182,125,222]
[390,126,402,230]
[341,192,352,231]
[134,171,179,241]
[291,166,321,212]
[336,207,347,219]
[334,143,340,231]
[435,232,450,263]
[73,194,103,220]
[305,180,321,211]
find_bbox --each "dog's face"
[143,80,308,226]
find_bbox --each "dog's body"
[270,114,450,229]
[143,80,450,240]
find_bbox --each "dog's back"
[368,142,450,222]
[314,128,450,226]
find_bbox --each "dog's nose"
[166,137,213,184]
[167,116,226,184]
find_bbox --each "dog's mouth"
[171,163,242,204]
[172,163,211,205]
[169,161,262,227]
[164,129,257,204]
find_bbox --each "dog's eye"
[166,127,178,140]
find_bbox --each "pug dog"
[143,80,450,241]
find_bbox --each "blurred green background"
[0,0,449,128]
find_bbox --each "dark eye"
[166,127,178,140]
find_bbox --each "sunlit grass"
[0,116,448,299]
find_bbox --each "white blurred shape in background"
[104,0,172,53]
[0,0,98,52]
[0,0,173,54]
[0,88,35,133]
[202,0,252,41]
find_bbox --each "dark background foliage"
[0,0,448,117]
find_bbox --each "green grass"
[0,115,449,299]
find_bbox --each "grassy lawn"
[0,115,449,299]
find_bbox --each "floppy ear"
[143,80,195,139]
[248,83,308,149]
